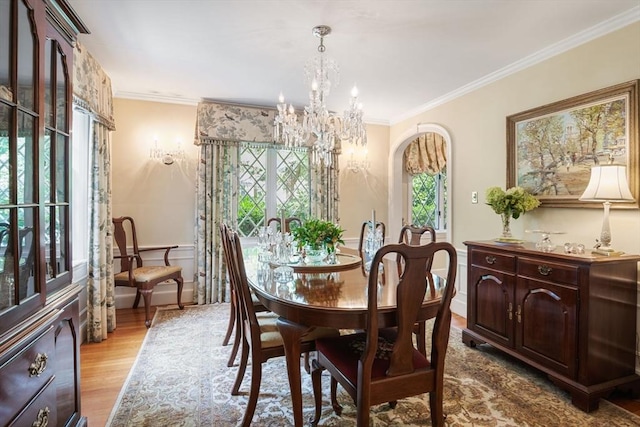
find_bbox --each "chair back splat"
[112,216,184,328]
[311,241,457,427]
[266,216,302,233]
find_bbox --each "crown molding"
[390,6,640,125]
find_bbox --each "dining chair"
[112,216,184,327]
[310,241,457,427]
[221,225,270,368]
[267,216,302,233]
[220,224,340,427]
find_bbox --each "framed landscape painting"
[507,80,639,208]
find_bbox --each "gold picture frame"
[507,80,639,208]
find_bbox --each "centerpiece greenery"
[291,219,344,253]
[486,186,540,238]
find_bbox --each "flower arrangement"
[486,186,540,239]
[291,219,344,253]
[486,186,540,219]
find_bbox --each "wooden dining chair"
[220,224,340,427]
[310,241,457,427]
[221,225,270,368]
[266,216,302,233]
[112,216,184,328]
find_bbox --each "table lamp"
[579,164,635,256]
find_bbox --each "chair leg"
[310,360,324,427]
[227,304,242,367]
[132,289,141,308]
[232,336,249,395]
[140,289,153,328]
[429,389,445,427]
[175,277,184,309]
[330,377,342,415]
[304,351,311,374]
[222,290,237,346]
[241,351,262,427]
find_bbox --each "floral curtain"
[193,101,339,303]
[404,132,447,175]
[73,41,116,342]
[193,140,237,304]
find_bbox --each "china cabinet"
[463,241,640,412]
[0,0,88,425]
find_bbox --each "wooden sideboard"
[462,240,640,412]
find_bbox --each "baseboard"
[115,281,195,309]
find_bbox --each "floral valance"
[73,41,116,130]
[404,132,447,175]
[195,101,277,145]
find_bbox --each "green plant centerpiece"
[291,219,344,263]
[486,186,540,240]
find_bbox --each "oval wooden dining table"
[243,246,447,427]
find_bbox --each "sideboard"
[462,240,640,412]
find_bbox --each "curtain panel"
[404,132,447,175]
[73,41,116,342]
[193,101,340,303]
[193,140,238,304]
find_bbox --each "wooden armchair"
[266,216,301,233]
[311,241,458,426]
[112,216,184,328]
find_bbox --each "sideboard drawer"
[8,376,57,427]
[518,257,579,286]
[470,248,516,273]
[0,325,56,425]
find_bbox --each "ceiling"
[67,1,640,124]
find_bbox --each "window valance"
[73,41,115,130]
[404,132,447,175]
[195,101,277,145]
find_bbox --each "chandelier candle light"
[274,25,367,167]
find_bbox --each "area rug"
[106,304,640,426]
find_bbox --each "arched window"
[403,132,447,231]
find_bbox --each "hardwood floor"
[80,307,640,426]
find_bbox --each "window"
[71,109,91,273]
[237,143,311,237]
[409,167,447,230]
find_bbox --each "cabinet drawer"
[471,249,516,273]
[8,376,57,427]
[0,325,56,425]
[518,257,579,285]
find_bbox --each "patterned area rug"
[106,304,640,426]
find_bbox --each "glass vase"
[501,213,512,238]
[304,245,327,264]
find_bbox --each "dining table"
[243,246,447,427]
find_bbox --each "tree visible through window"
[410,167,447,230]
[237,143,311,237]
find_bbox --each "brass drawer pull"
[32,407,50,427]
[28,353,48,377]
[485,255,496,265]
[537,265,552,276]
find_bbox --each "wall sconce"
[345,147,370,173]
[149,138,186,165]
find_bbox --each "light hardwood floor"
[80,306,640,426]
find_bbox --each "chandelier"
[273,25,367,166]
